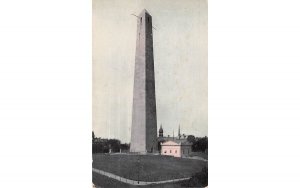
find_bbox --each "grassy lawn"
[92,172,185,188]
[189,152,208,160]
[93,172,133,188]
[92,154,207,182]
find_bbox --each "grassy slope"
[92,154,207,182]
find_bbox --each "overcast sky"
[93,0,207,143]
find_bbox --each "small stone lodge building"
[161,140,192,158]
[157,125,192,158]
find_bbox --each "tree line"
[92,132,207,154]
[187,135,208,153]
[92,131,129,153]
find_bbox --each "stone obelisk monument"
[130,9,157,153]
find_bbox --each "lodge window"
[170,150,172,153]
[164,150,166,153]
[175,150,177,153]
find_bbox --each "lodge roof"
[161,140,192,146]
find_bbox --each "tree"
[92,131,95,143]
[192,136,208,152]
[187,135,196,143]
[120,143,130,151]
[107,139,121,152]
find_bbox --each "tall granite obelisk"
[130,9,157,153]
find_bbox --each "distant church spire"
[173,130,174,140]
[159,124,163,137]
[178,125,181,138]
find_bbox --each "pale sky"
[93,0,207,143]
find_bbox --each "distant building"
[161,140,192,158]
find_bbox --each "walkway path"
[92,168,190,186]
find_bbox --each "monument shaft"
[130,10,157,153]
